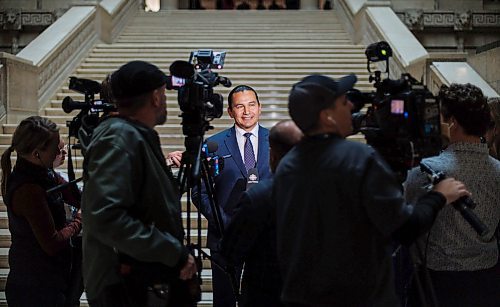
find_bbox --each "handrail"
[0,0,140,124]
[335,0,497,96]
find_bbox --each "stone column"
[300,0,318,9]
[160,0,178,10]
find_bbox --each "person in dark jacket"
[220,119,303,307]
[1,116,82,307]
[81,61,197,306]
[274,74,471,306]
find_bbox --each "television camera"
[166,49,231,185]
[62,76,117,154]
[349,41,442,178]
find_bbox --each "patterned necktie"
[244,132,256,171]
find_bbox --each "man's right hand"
[433,177,471,205]
[166,151,183,167]
[179,254,197,280]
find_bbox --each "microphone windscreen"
[206,141,218,153]
[170,60,195,79]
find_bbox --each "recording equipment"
[419,161,489,236]
[203,141,226,177]
[168,50,231,184]
[246,168,259,190]
[62,76,117,155]
[167,50,230,139]
[204,141,219,153]
[349,41,441,178]
[46,177,83,195]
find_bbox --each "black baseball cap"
[111,60,168,101]
[288,74,357,132]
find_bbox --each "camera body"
[350,42,442,176]
[61,77,116,154]
[167,50,231,138]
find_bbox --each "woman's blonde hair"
[1,116,58,195]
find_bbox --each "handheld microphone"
[419,162,489,236]
[247,168,259,190]
[46,177,83,195]
[203,141,218,154]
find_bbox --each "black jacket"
[220,179,283,307]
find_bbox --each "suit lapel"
[224,126,247,177]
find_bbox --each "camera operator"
[193,85,272,307]
[274,74,470,306]
[404,83,500,307]
[219,119,303,307]
[81,60,197,307]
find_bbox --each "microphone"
[246,168,259,190]
[170,60,195,79]
[204,141,218,154]
[46,177,83,195]
[419,162,489,236]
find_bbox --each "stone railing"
[335,0,428,81]
[0,0,141,124]
[334,0,499,96]
[99,0,140,43]
[429,61,499,98]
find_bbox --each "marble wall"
[469,47,500,94]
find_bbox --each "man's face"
[328,94,354,137]
[228,90,261,132]
[155,85,167,125]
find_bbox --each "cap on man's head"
[288,74,357,132]
[111,60,168,101]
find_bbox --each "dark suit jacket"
[194,125,272,250]
[220,179,283,307]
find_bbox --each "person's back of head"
[1,116,59,194]
[288,74,356,137]
[269,120,303,172]
[439,83,491,138]
[486,97,500,159]
[110,60,168,126]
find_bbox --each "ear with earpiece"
[35,152,40,158]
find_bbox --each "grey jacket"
[81,117,187,300]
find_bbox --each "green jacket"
[81,117,187,300]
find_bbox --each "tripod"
[177,135,241,303]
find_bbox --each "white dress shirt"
[234,124,259,163]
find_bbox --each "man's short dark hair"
[228,85,260,108]
[439,83,491,137]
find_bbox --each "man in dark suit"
[219,120,303,307]
[194,85,272,307]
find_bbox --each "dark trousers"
[89,280,197,307]
[428,262,500,307]
[67,237,84,307]
[211,258,239,307]
[6,281,66,307]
